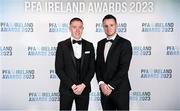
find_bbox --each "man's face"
[69,20,84,40]
[103,19,117,37]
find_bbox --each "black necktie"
[106,39,113,43]
[73,40,82,44]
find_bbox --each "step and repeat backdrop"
[0,0,180,110]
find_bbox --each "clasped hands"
[71,83,86,95]
[100,83,112,96]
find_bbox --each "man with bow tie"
[96,14,132,110]
[55,17,95,110]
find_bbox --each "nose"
[76,28,81,32]
[107,27,111,31]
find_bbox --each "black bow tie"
[72,40,82,44]
[106,39,113,43]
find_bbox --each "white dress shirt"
[71,37,82,59]
[104,34,117,61]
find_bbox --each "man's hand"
[71,84,77,90]
[100,83,112,96]
[72,83,86,95]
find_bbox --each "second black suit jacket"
[55,38,95,94]
[96,35,132,92]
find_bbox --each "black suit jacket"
[96,35,132,92]
[55,38,95,94]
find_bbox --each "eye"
[110,24,114,27]
[72,26,76,28]
[103,25,108,28]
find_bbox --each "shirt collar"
[71,36,82,43]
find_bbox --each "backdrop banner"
[0,0,180,110]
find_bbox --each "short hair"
[102,14,117,23]
[69,17,83,25]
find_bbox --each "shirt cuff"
[98,81,105,86]
[108,84,114,90]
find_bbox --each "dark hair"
[102,14,117,23]
[69,17,83,25]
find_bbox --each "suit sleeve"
[109,41,132,89]
[96,42,103,83]
[55,43,74,89]
[83,43,95,86]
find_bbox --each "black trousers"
[60,92,89,111]
[101,91,130,111]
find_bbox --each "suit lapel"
[67,38,76,68]
[106,35,119,63]
[80,39,85,73]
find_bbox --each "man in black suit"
[55,17,95,110]
[96,14,132,110]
